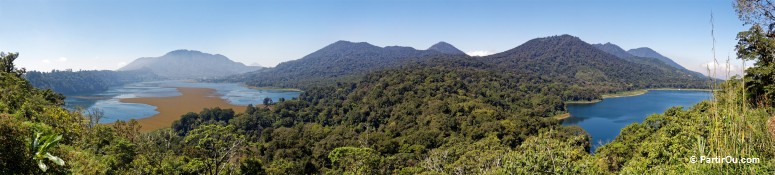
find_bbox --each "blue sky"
[0,0,748,78]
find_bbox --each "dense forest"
[24,69,159,95]
[220,40,458,88]
[1,0,774,174]
[224,34,709,99]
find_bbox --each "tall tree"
[0,52,25,77]
[735,0,775,106]
[183,124,245,175]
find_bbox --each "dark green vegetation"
[3,48,773,174]
[226,34,709,101]
[24,69,159,95]
[2,1,774,174]
[593,43,707,78]
[221,41,459,88]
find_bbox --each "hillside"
[592,42,634,58]
[593,43,707,78]
[223,35,709,100]
[24,69,160,95]
[119,50,260,79]
[627,47,686,70]
[224,41,466,88]
[484,35,708,93]
[427,41,467,55]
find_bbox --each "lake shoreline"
[120,87,249,132]
[245,85,304,92]
[564,88,711,105]
[553,113,571,120]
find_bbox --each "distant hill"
[427,41,467,55]
[24,69,160,95]
[592,43,706,78]
[592,43,634,58]
[119,50,260,79]
[223,35,708,94]
[592,43,683,71]
[627,47,685,70]
[225,40,466,87]
[484,35,707,92]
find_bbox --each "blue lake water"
[64,81,301,123]
[563,90,712,153]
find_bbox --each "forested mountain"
[593,43,707,78]
[173,60,579,174]
[24,69,159,95]
[484,35,708,93]
[119,50,260,79]
[226,36,708,95]
[592,42,634,58]
[223,40,465,88]
[627,47,686,70]
[427,41,467,55]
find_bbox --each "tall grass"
[690,12,775,173]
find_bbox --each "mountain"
[427,41,467,55]
[225,36,707,93]
[626,47,707,78]
[592,43,633,58]
[593,43,683,70]
[225,40,466,88]
[119,50,259,79]
[627,47,686,70]
[484,35,707,92]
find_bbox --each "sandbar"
[121,87,248,132]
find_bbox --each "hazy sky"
[0,0,749,78]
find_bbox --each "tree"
[85,108,104,129]
[328,147,382,175]
[183,124,245,175]
[263,97,273,106]
[735,0,775,106]
[245,104,256,114]
[0,52,25,77]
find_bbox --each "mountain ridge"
[224,40,468,87]
[119,49,260,79]
[627,47,685,70]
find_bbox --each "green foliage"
[172,107,235,135]
[498,128,599,174]
[0,52,25,77]
[31,131,65,172]
[328,147,382,174]
[183,124,246,175]
[595,78,775,174]
[0,115,35,174]
[24,69,159,95]
[736,24,775,107]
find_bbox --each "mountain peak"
[119,50,258,79]
[627,47,687,70]
[427,41,466,55]
[165,49,204,56]
[530,34,585,45]
[628,47,658,54]
[592,42,633,59]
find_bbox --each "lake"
[563,90,712,153]
[64,81,301,123]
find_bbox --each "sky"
[0,0,750,79]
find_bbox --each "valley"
[2,1,773,174]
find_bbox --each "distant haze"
[118,50,261,79]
